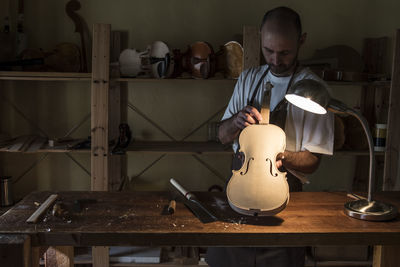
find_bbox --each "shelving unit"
[1,25,396,188]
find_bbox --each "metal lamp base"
[344,199,398,221]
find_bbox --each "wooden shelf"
[115,77,237,83]
[127,141,232,154]
[327,80,391,86]
[126,141,383,156]
[0,135,89,153]
[0,71,91,81]
[0,136,384,156]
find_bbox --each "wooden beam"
[91,23,111,191]
[243,26,260,69]
[91,23,114,267]
[384,29,400,190]
[44,246,74,267]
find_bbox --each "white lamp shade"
[285,94,327,114]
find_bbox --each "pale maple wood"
[226,124,289,216]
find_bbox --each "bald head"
[260,7,305,76]
[260,7,302,40]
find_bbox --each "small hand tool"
[170,178,217,223]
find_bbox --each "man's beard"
[269,59,297,76]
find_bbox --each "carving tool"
[170,178,217,223]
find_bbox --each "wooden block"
[243,26,260,70]
[44,246,74,267]
[0,234,31,267]
[92,246,109,267]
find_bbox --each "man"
[206,6,334,267]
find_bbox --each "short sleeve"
[221,70,247,121]
[285,104,334,155]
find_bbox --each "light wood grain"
[91,23,111,191]
[92,246,109,267]
[243,26,260,69]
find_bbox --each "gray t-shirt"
[222,64,334,155]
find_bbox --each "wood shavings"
[119,214,128,219]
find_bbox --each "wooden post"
[383,29,400,190]
[243,26,260,69]
[0,234,31,267]
[91,23,111,191]
[373,245,400,267]
[90,24,127,267]
[92,246,109,267]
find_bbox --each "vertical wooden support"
[90,24,127,267]
[373,245,400,267]
[0,234,31,267]
[44,246,74,267]
[92,246,109,267]
[383,29,400,190]
[243,26,260,69]
[91,23,111,191]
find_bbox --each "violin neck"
[259,84,271,124]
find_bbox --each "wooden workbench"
[0,191,399,266]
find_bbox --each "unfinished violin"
[226,85,289,216]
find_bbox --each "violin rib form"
[227,124,289,216]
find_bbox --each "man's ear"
[299,32,307,46]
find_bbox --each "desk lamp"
[285,79,397,221]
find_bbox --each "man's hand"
[218,106,262,144]
[233,106,263,129]
[276,151,321,174]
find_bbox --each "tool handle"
[170,178,194,200]
[168,200,176,214]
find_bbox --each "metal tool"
[26,194,58,223]
[170,178,217,223]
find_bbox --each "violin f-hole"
[240,157,254,175]
[266,158,278,177]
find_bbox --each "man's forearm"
[218,115,241,144]
[279,150,321,174]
